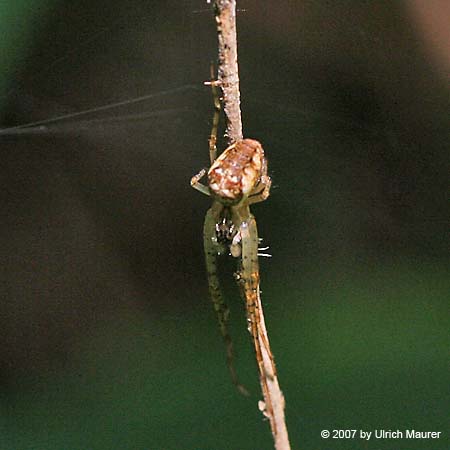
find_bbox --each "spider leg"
[249,161,271,199]
[248,158,272,205]
[248,176,272,204]
[191,168,210,196]
[236,216,261,343]
[203,205,249,396]
[237,213,276,400]
[206,63,221,164]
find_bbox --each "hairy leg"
[190,168,210,196]
[238,214,276,405]
[203,205,248,395]
[248,158,272,204]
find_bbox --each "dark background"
[0,1,448,449]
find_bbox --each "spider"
[190,75,272,395]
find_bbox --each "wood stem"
[212,2,291,449]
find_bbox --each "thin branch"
[213,0,242,143]
[212,1,291,449]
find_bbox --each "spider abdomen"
[208,138,264,202]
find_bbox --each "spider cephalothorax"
[208,139,265,204]
[191,138,271,207]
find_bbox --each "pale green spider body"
[191,138,272,394]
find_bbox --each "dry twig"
[212,1,291,449]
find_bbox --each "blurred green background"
[0,1,448,449]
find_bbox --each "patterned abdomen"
[208,138,264,202]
